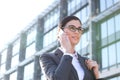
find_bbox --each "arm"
[40,53,73,80]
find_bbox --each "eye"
[69,25,76,31]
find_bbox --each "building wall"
[0,0,120,80]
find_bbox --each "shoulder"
[40,53,53,59]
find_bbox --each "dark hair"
[59,16,82,29]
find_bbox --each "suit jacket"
[40,49,103,80]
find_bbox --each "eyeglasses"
[62,25,84,33]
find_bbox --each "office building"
[0,0,120,80]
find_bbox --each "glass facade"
[43,6,59,48]
[24,62,34,80]
[0,0,120,80]
[98,13,120,71]
[100,0,119,12]
[0,49,7,78]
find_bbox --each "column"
[17,32,27,80]
[36,18,44,51]
[33,56,41,80]
[59,0,68,21]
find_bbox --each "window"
[0,64,6,75]
[101,22,107,39]
[0,49,7,75]
[100,0,106,12]
[75,31,90,56]
[108,44,116,66]
[11,54,19,68]
[68,0,87,15]
[27,29,36,45]
[107,18,115,36]
[12,40,20,55]
[44,7,59,33]
[115,13,120,32]
[43,27,57,47]
[10,71,17,80]
[26,43,36,59]
[116,41,120,64]
[0,49,7,64]
[102,47,108,69]
[98,13,120,70]
[100,0,119,12]
[11,40,20,68]
[24,62,34,80]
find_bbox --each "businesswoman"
[40,16,101,80]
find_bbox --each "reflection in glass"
[101,22,107,39]
[102,47,108,68]
[117,41,120,63]
[11,54,19,68]
[24,62,34,80]
[26,43,36,58]
[109,44,116,66]
[115,14,120,32]
[107,18,115,36]
[10,72,17,80]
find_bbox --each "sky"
[0,0,55,49]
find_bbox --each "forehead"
[66,20,81,27]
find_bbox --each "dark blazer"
[40,49,103,80]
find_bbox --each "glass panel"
[106,0,113,8]
[13,42,20,55]
[26,43,36,58]
[75,39,81,52]
[41,74,46,80]
[107,18,115,36]
[74,11,80,19]
[100,0,106,12]
[1,49,7,64]
[101,22,107,39]
[24,62,34,80]
[43,33,49,47]
[52,27,57,42]
[81,7,87,23]
[117,41,120,63]
[115,14,120,32]
[102,47,108,68]
[27,29,36,45]
[44,16,49,32]
[43,28,57,47]
[81,33,88,48]
[11,54,19,68]
[109,44,116,66]
[114,0,119,3]
[10,72,17,80]
[0,64,6,75]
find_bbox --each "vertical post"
[89,0,100,60]
[17,32,27,80]
[19,32,27,62]
[6,44,12,70]
[5,44,13,80]
[33,56,41,80]
[59,0,68,21]
[36,18,44,51]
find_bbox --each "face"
[62,20,83,46]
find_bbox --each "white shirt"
[59,48,84,80]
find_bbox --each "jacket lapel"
[54,49,79,80]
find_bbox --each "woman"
[40,16,101,80]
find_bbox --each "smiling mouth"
[72,36,78,40]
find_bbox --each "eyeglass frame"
[61,25,84,34]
